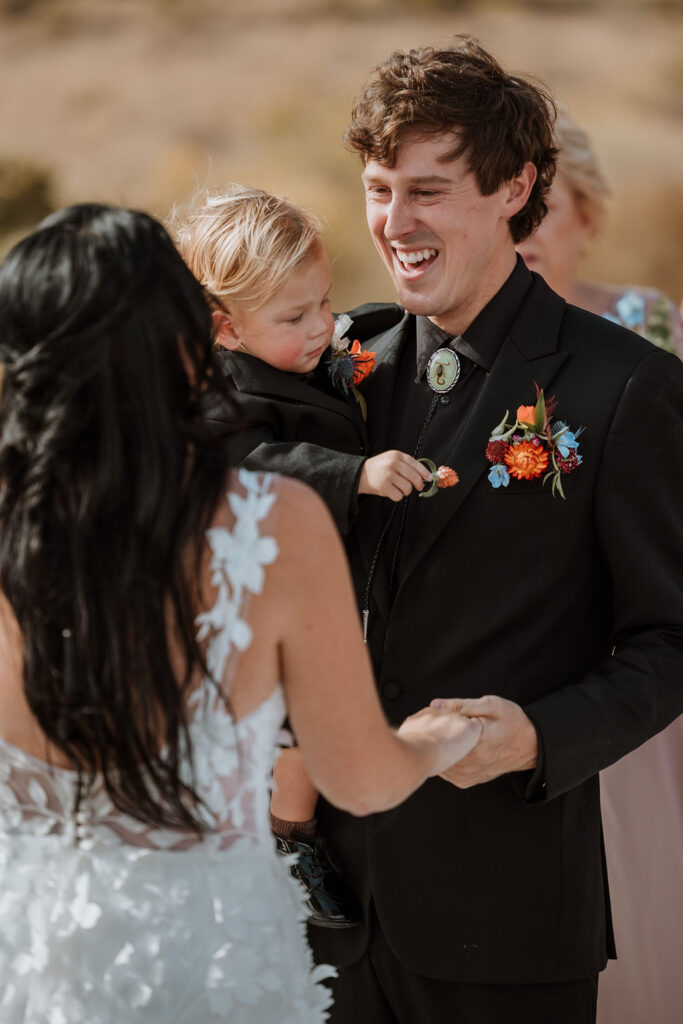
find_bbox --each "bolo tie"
[361,340,462,642]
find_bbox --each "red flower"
[486,440,509,464]
[556,450,580,474]
[349,340,376,385]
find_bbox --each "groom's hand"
[430,695,538,788]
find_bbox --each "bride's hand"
[396,705,483,778]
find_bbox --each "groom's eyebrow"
[362,172,453,185]
[409,174,452,184]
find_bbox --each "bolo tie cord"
[361,392,440,642]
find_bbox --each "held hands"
[359,451,433,502]
[396,705,483,778]
[429,695,538,788]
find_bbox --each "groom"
[310,37,683,1023]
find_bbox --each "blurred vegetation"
[0,158,55,233]
[0,0,681,309]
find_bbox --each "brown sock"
[270,814,317,840]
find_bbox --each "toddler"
[176,186,430,928]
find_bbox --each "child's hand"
[358,451,433,501]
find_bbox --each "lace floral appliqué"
[0,470,335,1022]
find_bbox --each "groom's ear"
[212,310,242,351]
[502,161,537,218]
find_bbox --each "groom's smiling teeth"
[393,247,438,266]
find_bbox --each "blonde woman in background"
[518,111,683,357]
[521,114,683,1024]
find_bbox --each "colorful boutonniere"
[327,314,376,420]
[485,386,583,499]
[417,458,459,498]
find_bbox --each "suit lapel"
[224,349,361,430]
[359,311,412,456]
[395,276,570,598]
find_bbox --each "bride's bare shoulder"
[269,475,340,570]
[213,469,332,535]
[272,474,332,525]
[209,469,342,589]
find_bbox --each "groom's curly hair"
[344,36,558,244]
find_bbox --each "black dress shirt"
[383,255,534,593]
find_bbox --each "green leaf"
[417,457,439,497]
[419,480,440,498]
[534,389,546,434]
[353,388,367,421]
[490,410,510,437]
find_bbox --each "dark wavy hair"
[345,36,558,243]
[0,204,235,833]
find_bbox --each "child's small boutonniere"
[417,458,459,498]
[485,385,583,499]
[327,314,376,420]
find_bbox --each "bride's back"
[0,203,244,835]
[0,204,338,1022]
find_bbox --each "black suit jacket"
[311,274,683,984]
[211,348,366,534]
[209,305,405,535]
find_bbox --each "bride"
[0,204,481,1022]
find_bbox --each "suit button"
[381,679,403,701]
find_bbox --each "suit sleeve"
[242,441,365,536]
[523,349,683,801]
[208,386,365,535]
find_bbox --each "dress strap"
[195,470,279,687]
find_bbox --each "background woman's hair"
[174,184,322,312]
[0,203,234,833]
[344,36,558,244]
[554,109,611,234]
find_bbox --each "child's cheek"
[278,337,307,370]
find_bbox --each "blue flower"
[554,427,580,458]
[615,290,645,330]
[488,464,510,488]
[602,311,621,325]
[327,353,355,392]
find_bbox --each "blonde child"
[176,186,430,927]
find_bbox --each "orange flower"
[436,466,459,488]
[504,441,549,480]
[516,404,536,425]
[349,340,376,385]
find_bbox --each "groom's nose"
[383,196,418,241]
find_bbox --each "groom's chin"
[399,297,435,317]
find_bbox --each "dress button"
[381,679,403,701]
[440,395,450,405]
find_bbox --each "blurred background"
[1,0,682,310]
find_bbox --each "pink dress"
[598,719,683,1024]
[597,286,683,1024]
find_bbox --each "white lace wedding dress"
[0,470,335,1023]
